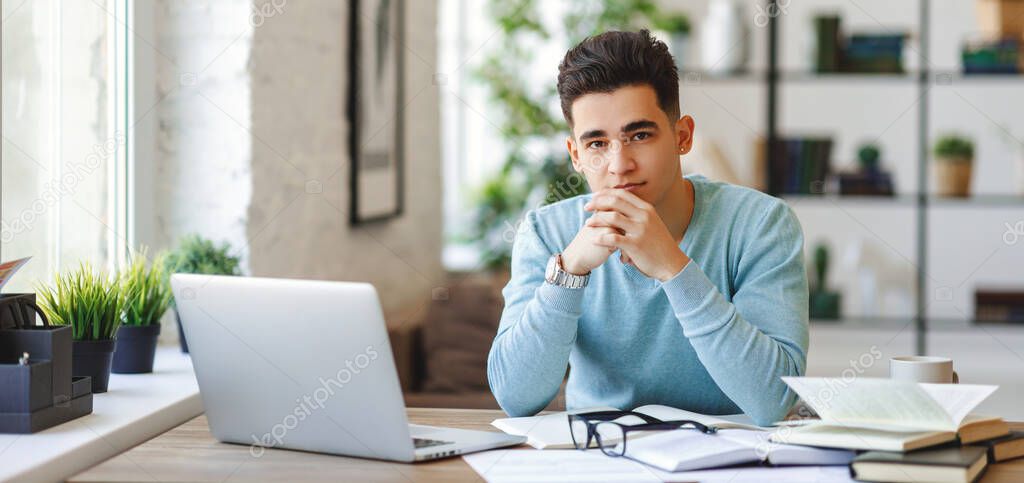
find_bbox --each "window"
[1,0,129,291]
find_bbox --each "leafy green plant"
[36,263,125,341]
[813,244,829,291]
[163,234,241,276]
[652,12,690,34]
[121,249,173,327]
[462,0,669,269]
[857,143,880,172]
[933,134,974,161]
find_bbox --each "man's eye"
[587,141,606,149]
[632,132,651,141]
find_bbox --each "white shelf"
[0,346,201,482]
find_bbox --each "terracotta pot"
[934,157,973,197]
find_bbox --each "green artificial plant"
[857,143,880,172]
[933,134,974,161]
[36,263,126,341]
[163,234,242,276]
[121,248,174,327]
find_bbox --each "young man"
[486,30,808,426]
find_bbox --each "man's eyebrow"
[578,120,658,142]
[622,119,658,132]
[579,129,606,142]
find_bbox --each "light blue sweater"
[487,175,809,426]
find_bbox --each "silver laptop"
[171,274,525,462]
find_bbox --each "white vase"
[701,0,748,74]
[670,34,689,70]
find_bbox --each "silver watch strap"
[546,253,589,289]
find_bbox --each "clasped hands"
[561,188,689,282]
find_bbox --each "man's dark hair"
[557,29,679,129]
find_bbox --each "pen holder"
[0,293,93,433]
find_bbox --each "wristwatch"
[544,253,590,289]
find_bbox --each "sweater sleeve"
[658,201,809,426]
[487,209,585,416]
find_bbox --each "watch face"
[545,255,558,281]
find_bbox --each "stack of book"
[835,170,894,196]
[812,15,907,74]
[767,137,833,196]
[775,377,1024,482]
[844,34,906,73]
[975,289,1024,324]
[962,38,1022,74]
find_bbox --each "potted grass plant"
[36,263,125,393]
[933,134,975,197]
[163,235,241,353]
[112,250,172,374]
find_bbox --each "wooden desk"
[71,409,1024,482]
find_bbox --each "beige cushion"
[421,280,503,393]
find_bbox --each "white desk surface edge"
[0,346,202,483]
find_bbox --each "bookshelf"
[761,1,1024,354]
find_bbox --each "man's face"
[566,84,694,207]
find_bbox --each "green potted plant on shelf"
[163,234,241,353]
[652,11,691,70]
[112,249,173,374]
[857,143,881,173]
[933,134,975,197]
[808,243,841,320]
[36,263,126,393]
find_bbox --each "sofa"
[387,271,566,412]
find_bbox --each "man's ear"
[566,136,583,173]
[675,115,695,155]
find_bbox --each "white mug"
[890,356,959,384]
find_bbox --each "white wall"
[134,0,444,316]
[147,0,254,271]
[246,0,444,313]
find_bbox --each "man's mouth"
[613,182,646,191]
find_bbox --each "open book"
[770,377,1005,452]
[621,428,855,472]
[491,405,766,450]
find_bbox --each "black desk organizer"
[0,293,93,433]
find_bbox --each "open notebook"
[491,405,766,450]
[620,428,855,472]
[770,377,1006,452]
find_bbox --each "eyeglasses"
[568,410,716,457]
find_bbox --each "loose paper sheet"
[462,449,856,483]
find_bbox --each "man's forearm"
[659,262,808,425]
[487,282,585,416]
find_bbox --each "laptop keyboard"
[413,437,453,449]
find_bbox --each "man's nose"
[606,139,635,175]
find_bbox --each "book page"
[918,383,998,426]
[619,428,756,472]
[782,377,955,431]
[769,424,952,452]
[491,406,619,449]
[633,405,767,431]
